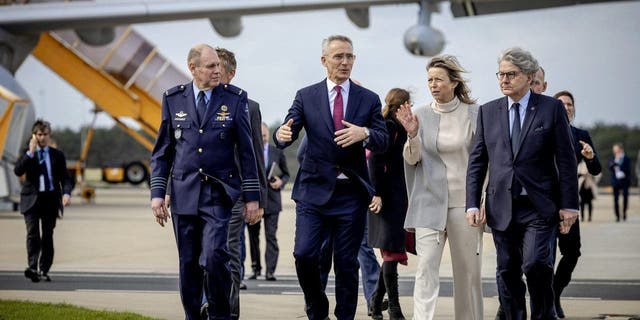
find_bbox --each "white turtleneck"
[432,97,472,207]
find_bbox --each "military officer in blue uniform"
[150,43,260,320]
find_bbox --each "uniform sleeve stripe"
[150,177,167,189]
[242,179,261,192]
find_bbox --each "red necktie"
[333,85,344,131]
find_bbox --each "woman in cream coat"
[396,55,483,320]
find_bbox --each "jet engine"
[403,0,445,57]
[404,24,445,57]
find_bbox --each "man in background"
[247,122,290,281]
[14,119,74,283]
[610,142,631,221]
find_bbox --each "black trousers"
[492,196,557,320]
[247,220,262,274]
[226,200,246,319]
[23,192,58,273]
[612,185,629,220]
[554,219,581,297]
[247,211,280,276]
[263,211,280,275]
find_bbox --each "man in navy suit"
[609,142,631,221]
[14,120,74,283]
[466,47,579,320]
[274,35,388,320]
[150,43,260,320]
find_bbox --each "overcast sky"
[14,1,640,131]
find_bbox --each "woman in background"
[552,90,601,318]
[368,88,410,320]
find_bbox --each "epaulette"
[223,83,245,96]
[164,84,186,96]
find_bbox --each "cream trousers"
[413,207,484,320]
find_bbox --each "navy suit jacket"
[14,147,75,215]
[150,82,260,214]
[466,91,578,231]
[274,79,388,206]
[609,154,631,188]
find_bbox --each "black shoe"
[200,303,208,319]
[381,298,388,311]
[265,273,277,281]
[495,305,505,320]
[239,281,247,290]
[555,298,565,318]
[41,272,51,282]
[24,268,40,283]
[248,272,259,280]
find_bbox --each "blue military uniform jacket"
[150,82,260,214]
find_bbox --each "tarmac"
[1,185,639,319]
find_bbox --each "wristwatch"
[363,127,370,139]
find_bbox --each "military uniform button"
[199,168,203,173]
[199,129,203,134]
[198,148,203,153]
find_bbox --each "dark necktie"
[38,150,51,191]
[197,91,206,123]
[333,86,344,131]
[511,103,522,196]
[511,103,521,154]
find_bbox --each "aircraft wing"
[449,0,631,17]
[0,0,416,34]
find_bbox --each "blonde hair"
[427,54,476,105]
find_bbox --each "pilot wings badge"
[174,111,188,121]
[216,105,232,121]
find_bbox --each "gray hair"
[321,35,353,55]
[187,43,214,66]
[498,47,539,75]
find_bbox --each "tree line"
[49,123,638,187]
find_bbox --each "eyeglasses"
[329,54,355,62]
[495,71,521,80]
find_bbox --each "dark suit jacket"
[265,144,289,213]
[274,79,388,206]
[14,146,74,215]
[609,154,631,188]
[150,82,260,214]
[466,91,578,231]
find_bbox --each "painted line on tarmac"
[76,289,177,294]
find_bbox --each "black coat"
[368,118,408,251]
[14,146,74,215]
[571,126,601,175]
